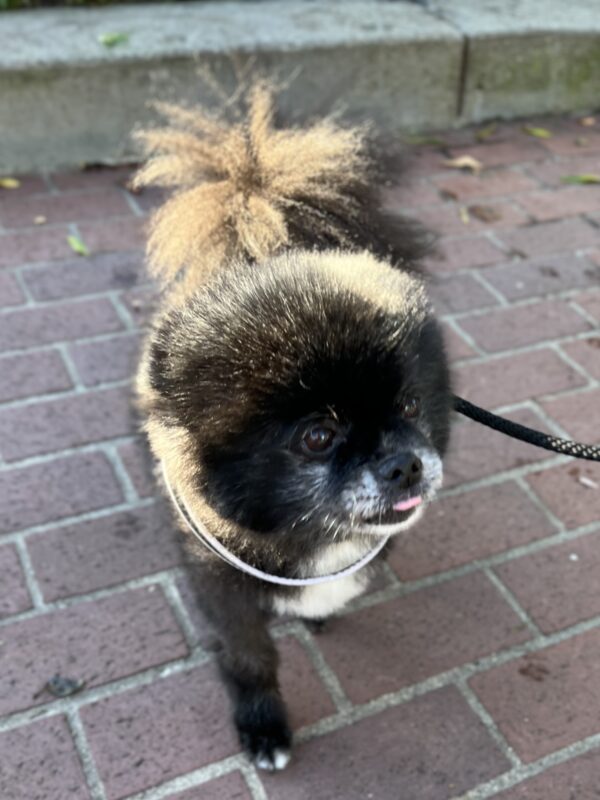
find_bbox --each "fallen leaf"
[468,204,502,222]
[575,137,589,147]
[404,135,447,147]
[458,206,470,224]
[0,177,20,189]
[33,215,47,225]
[439,188,459,201]
[443,155,483,174]
[67,235,89,257]
[579,476,599,490]
[579,116,596,127]
[475,122,497,142]
[45,674,86,698]
[98,31,129,48]
[561,174,600,185]
[523,125,552,139]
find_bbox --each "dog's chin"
[349,499,427,537]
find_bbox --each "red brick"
[0,350,72,402]
[121,285,159,326]
[495,749,600,799]
[495,532,600,634]
[0,188,131,229]
[317,572,529,704]
[382,179,441,210]
[0,271,25,306]
[0,452,123,534]
[470,629,600,762]
[0,298,124,352]
[433,170,537,201]
[542,130,600,156]
[277,636,337,729]
[117,438,156,498]
[0,586,187,716]
[426,234,504,274]
[0,543,32,618]
[0,716,90,800]
[24,251,145,301]
[428,272,499,315]
[444,408,555,488]
[78,216,147,255]
[0,226,73,268]
[0,174,48,196]
[441,322,476,361]
[164,773,252,800]
[516,186,600,221]
[573,288,600,322]
[497,219,599,258]
[561,338,600,382]
[131,184,165,213]
[541,387,600,443]
[0,386,132,461]
[389,482,556,581]
[448,140,547,167]
[454,349,586,409]
[263,687,510,800]
[28,501,182,601]
[69,333,142,386]
[522,154,600,186]
[81,665,239,799]
[483,254,600,301]
[406,149,450,178]
[51,164,136,192]
[527,463,600,529]
[410,200,528,236]
[457,300,592,353]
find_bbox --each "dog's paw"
[254,745,291,772]
[240,727,292,771]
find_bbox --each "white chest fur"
[271,540,374,620]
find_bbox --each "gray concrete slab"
[0,1,463,172]
[430,0,600,122]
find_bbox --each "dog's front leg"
[189,564,292,770]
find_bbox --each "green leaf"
[67,235,90,257]
[403,135,447,147]
[98,32,129,48]
[0,177,20,189]
[561,174,600,184]
[523,125,552,139]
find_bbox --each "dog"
[134,83,451,771]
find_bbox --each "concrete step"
[1,0,599,172]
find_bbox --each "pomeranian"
[134,83,451,771]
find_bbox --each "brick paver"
[0,117,598,800]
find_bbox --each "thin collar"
[162,462,389,587]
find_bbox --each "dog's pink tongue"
[393,496,422,512]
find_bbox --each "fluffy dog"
[134,84,451,771]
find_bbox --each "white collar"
[162,462,389,587]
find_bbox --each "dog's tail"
[132,82,426,289]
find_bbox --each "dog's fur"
[135,83,451,771]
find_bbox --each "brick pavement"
[0,115,599,800]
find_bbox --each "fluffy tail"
[132,82,426,288]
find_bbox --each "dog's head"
[145,251,451,543]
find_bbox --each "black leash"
[453,395,600,463]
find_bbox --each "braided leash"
[454,395,600,463]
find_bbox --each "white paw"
[255,747,291,772]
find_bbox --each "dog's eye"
[400,397,420,419]
[302,424,337,455]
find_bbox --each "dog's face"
[148,254,451,543]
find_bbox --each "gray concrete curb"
[0,0,599,172]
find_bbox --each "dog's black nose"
[377,453,422,488]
